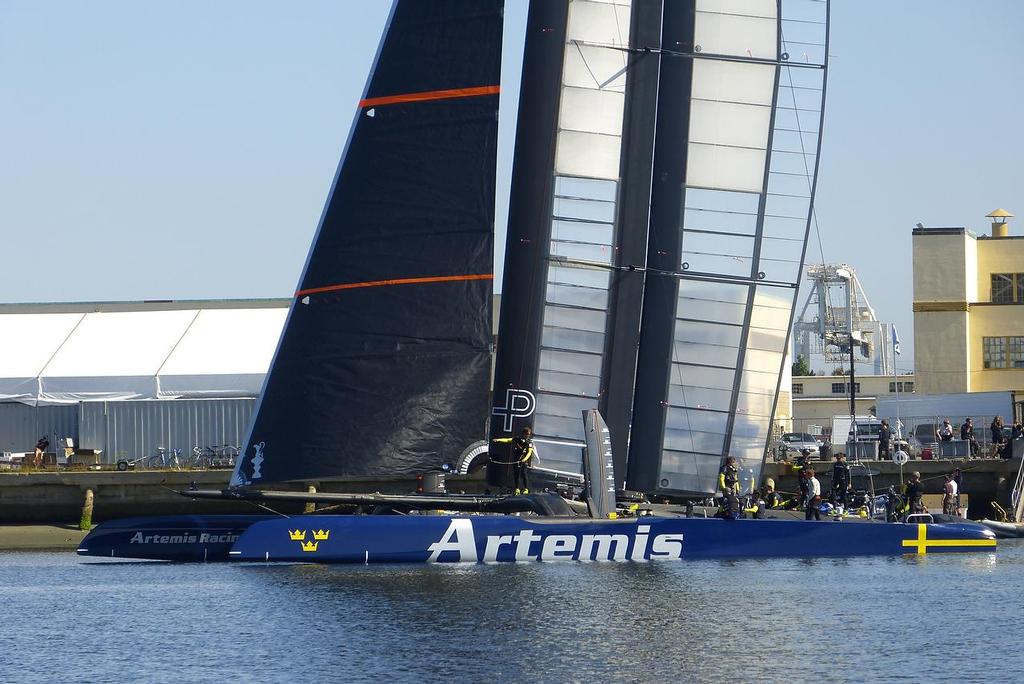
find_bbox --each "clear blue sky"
[2,1,1023,372]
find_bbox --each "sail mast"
[598,0,663,483]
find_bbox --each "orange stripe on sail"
[296,274,493,298]
[359,85,500,108]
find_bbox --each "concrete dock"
[0,457,1018,543]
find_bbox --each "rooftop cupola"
[986,208,1014,237]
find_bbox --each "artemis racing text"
[129,532,240,544]
[426,520,683,562]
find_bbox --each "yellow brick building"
[913,210,1024,396]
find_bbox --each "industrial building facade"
[913,211,1024,396]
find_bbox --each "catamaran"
[79,0,996,562]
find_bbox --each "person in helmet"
[492,426,535,495]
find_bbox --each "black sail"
[232,0,503,486]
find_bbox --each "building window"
[984,337,1007,368]
[1010,337,1024,369]
[889,381,912,392]
[889,382,895,393]
[992,274,1015,303]
[792,383,803,395]
[905,382,914,392]
[831,383,844,394]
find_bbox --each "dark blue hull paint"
[77,515,273,562]
[229,515,997,563]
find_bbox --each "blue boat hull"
[229,515,997,563]
[77,515,273,561]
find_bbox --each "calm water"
[3,543,1023,683]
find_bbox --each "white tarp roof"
[0,306,287,405]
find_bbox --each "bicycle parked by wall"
[188,445,239,469]
[116,447,182,471]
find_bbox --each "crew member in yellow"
[719,456,740,496]
[717,456,741,518]
[493,426,536,495]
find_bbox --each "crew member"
[763,478,783,509]
[719,456,740,496]
[717,456,741,519]
[904,471,925,515]
[942,473,958,516]
[492,427,535,495]
[804,467,822,521]
[830,452,851,506]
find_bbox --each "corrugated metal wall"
[0,399,255,463]
[79,399,256,463]
[0,403,79,453]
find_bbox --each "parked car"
[774,432,821,461]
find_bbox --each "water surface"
[4,543,1021,683]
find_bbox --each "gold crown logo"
[301,540,319,552]
[289,529,306,541]
[313,529,330,540]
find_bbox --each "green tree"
[791,354,811,377]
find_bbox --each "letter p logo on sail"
[492,389,536,432]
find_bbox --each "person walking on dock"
[804,467,821,521]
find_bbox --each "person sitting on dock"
[936,419,954,443]
[830,453,851,506]
[960,418,979,457]
[804,467,822,521]
[942,474,958,516]
[904,471,925,516]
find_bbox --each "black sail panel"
[232,0,503,486]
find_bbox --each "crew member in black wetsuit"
[717,456,740,518]
[904,471,925,515]
[492,427,536,494]
[830,452,851,506]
